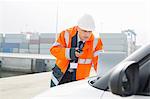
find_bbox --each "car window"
[137,58,150,96]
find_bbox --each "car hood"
[32,78,104,99]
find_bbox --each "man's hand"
[75,48,83,57]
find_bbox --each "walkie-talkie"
[76,41,84,53]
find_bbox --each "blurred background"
[0,0,149,45]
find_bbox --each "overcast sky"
[0,0,150,45]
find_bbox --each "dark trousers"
[50,69,76,87]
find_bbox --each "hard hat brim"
[78,25,95,31]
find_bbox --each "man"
[50,14,103,87]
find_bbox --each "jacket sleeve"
[92,38,103,71]
[50,31,71,60]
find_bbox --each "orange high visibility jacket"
[50,26,103,80]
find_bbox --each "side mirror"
[109,61,139,96]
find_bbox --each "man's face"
[77,26,92,41]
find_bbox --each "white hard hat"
[77,14,95,31]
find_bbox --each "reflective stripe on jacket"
[50,26,103,81]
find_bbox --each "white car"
[33,43,150,99]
